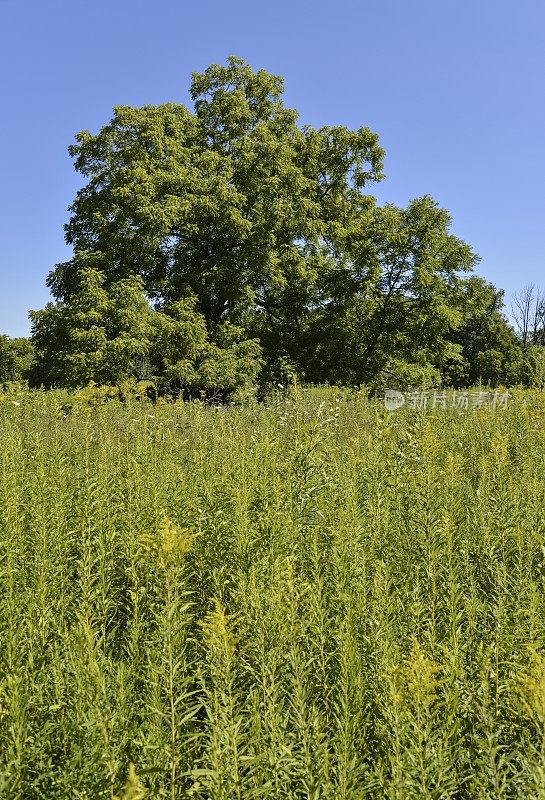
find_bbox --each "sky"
[0,0,544,337]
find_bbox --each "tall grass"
[1,385,545,797]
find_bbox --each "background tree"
[511,283,545,349]
[0,335,34,384]
[442,278,524,387]
[522,344,545,389]
[31,56,510,392]
[29,266,154,388]
[30,262,262,397]
[35,56,384,390]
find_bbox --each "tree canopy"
[23,56,526,393]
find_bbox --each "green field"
[1,386,545,799]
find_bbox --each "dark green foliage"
[0,336,33,384]
[443,278,525,387]
[29,266,262,398]
[293,197,479,388]
[28,56,525,391]
[29,268,154,388]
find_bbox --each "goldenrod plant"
[1,384,545,796]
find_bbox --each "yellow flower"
[139,515,200,567]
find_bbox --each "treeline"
[1,57,542,396]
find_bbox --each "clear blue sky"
[1,0,543,337]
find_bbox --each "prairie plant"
[0,387,544,797]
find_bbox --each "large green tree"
[34,56,493,391]
[35,57,384,389]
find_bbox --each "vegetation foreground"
[2,386,545,799]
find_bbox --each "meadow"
[1,385,545,799]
